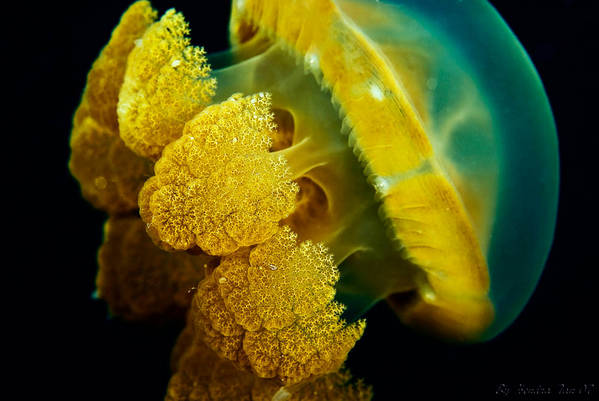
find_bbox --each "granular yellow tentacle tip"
[193,226,365,385]
[168,301,372,401]
[118,8,216,160]
[75,0,157,133]
[138,93,299,255]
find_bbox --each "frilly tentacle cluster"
[138,93,299,255]
[194,227,365,385]
[118,7,216,160]
[167,312,371,401]
[70,1,219,322]
[70,1,370,399]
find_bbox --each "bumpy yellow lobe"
[228,226,338,330]
[138,93,299,255]
[96,216,217,321]
[70,1,155,214]
[167,315,372,401]
[194,227,365,385]
[74,1,157,132]
[118,8,216,160]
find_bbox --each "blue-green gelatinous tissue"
[336,0,559,339]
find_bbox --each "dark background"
[19,0,596,399]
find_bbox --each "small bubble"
[269,264,278,271]
[369,83,384,101]
[218,277,227,284]
[423,289,436,302]
[171,59,181,67]
[306,52,319,70]
[373,176,389,194]
[232,137,238,143]
[134,38,143,47]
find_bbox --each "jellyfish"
[70,0,559,398]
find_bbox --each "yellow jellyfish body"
[68,1,561,399]
[216,0,558,341]
[70,0,558,347]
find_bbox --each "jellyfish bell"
[326,0,559,341]
[210,0,558,342]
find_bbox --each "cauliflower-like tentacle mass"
[194,226,365,385]
[168,308,372,401]
[139,93,299,255]
[117,7,216,160]
[70,1,155,214]
[96,216,218,320]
